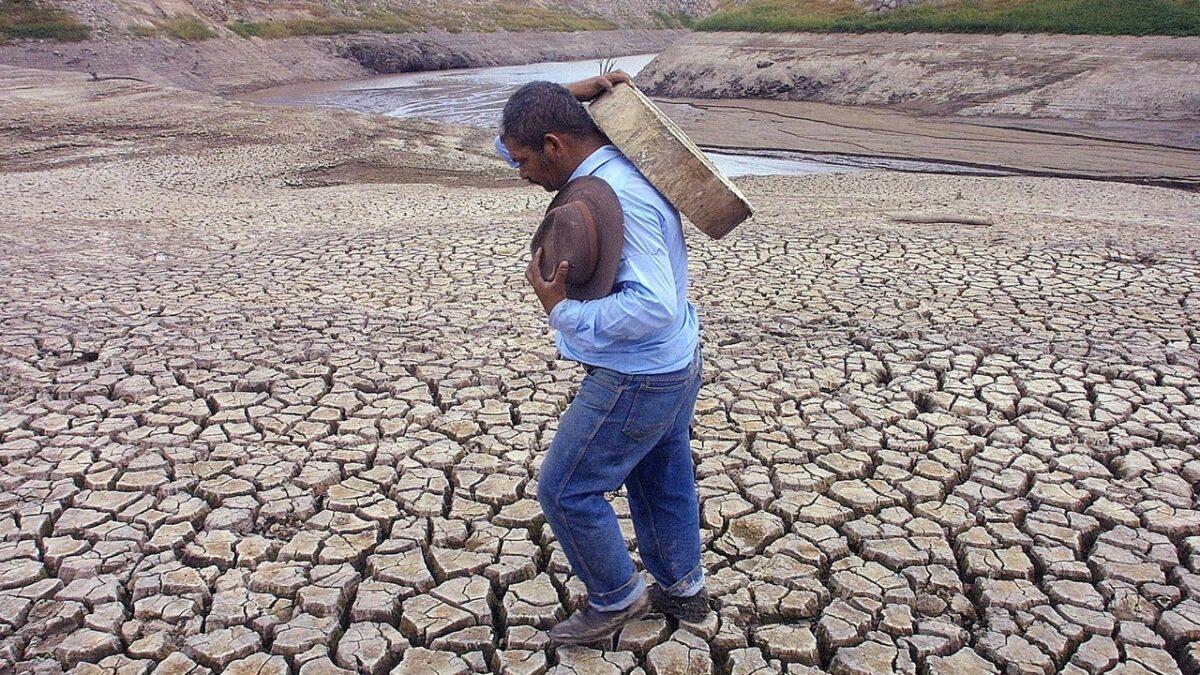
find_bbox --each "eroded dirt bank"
[0,29,684,95]
[639,32,1200,127]
[4,64,1200,673]
[656,98,1200,188]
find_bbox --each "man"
[495,73,709,645]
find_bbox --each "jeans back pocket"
[621,381,687,443]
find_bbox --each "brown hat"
[530,176,624,301]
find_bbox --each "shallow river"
[245,53,987,178]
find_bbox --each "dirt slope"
[60,0,716,34]
[639,31,1200,124]
[657,98,1200,187]
[0,29,684,94]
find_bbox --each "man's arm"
[526,246,678,347]
[565,71,633,103]
[527,196,679,346]
[549,250,678,347]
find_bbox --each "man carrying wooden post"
[495,72,710,644]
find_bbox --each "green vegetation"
[227,3,614,39]
[697,0,1200,36]
[0,0,89,42]
[652,10,697,28]
[160,14,216,40]
[126,23,158,37]
[229,12,421,38]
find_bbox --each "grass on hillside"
[160,14,216,40]
[0,0,88,42]
[697,0,1200,36]
[229,12,422,38]
[228,3,615,38]
[652,10,698,28]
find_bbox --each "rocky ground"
[3,65,1200,675]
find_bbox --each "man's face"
[503,136,570,192]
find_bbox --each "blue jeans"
[537,347,704,611]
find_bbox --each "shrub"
[160,14,216,40]
[228,12,422,38]
[0,0,89,41]
[652,10,698,28]
[127,23,157,37]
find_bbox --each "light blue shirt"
[497,138,700,375]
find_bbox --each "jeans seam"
[587,372,622,393]
[628,366,697,588]
[591,569,642,605]
[637,381,689,393]
[665,563,703,595]
[551,382,623,591]
[628,467,670,587]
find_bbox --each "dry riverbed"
[638,31,1200,186]
[657,98,1200,188]
[2,65,1200,674]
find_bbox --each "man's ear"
[542,133,566,160]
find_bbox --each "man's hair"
[500,81,601,152]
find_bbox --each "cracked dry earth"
[3,65,1200,675]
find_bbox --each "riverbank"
[638,31,1200,128]
[7,26,1196,186]
[235,52,1199,188]
[657,98,1200,188]
[0,29,684,94]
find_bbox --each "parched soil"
[3,65,1200,674]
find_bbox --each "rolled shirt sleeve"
[549,251,679,348]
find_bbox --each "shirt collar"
[569,145,620,182]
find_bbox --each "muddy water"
[244,54,990,178]
[245,54,658,127]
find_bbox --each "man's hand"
[526,248,569,316]
[567,71,633,103]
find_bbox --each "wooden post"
[588,82,753,240]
